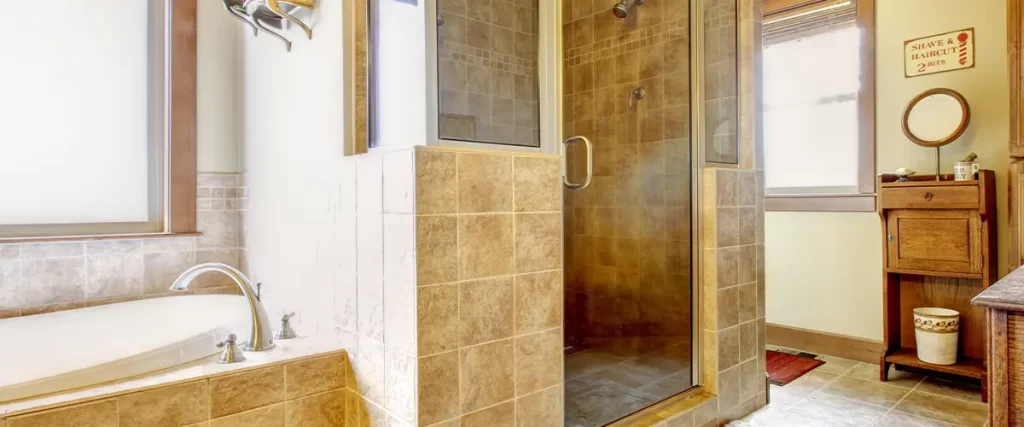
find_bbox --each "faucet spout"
[170,263,275,352]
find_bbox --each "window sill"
[0,232,202,245]
[766,193,876,212]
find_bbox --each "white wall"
[197,0,243,173]
[239,1,354,334]
[766,0,1009,341]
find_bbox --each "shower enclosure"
[562,0,705,425]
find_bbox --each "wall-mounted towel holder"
[222,0,318,52]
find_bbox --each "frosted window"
[763,27,860,193]
[0,2,154,226]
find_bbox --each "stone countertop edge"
[973,266,1024,311]
[0,333,349,418]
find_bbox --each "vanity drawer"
[880,185,979,209]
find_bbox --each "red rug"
[766,350,825,385]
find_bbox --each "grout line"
[873,370,924,427]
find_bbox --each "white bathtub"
[0,295,249,403]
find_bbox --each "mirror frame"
[901,87,971,148]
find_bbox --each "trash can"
[913,307,960,365]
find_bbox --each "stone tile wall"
[0,352,350,427]
[0,173,243,319]
[414,147,563,426]
[437,0,541,146]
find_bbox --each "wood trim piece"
[766,323,884,364]
[989,309,1008,427]
[168,0,198,233]
[765,194,876,212]
[1009,0,1024,272]
[857,0,876,194]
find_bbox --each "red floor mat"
[766,350,825,385]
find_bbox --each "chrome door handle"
[563,136,593,190]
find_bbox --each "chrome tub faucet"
[170,263,275,352]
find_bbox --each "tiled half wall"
[0,173,244,319]
[0,352,352,427]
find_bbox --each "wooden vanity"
[974,266,1024,425]
[878,171,996,401]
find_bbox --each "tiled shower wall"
[0,173,243,319]
[562,0,693,352]
[437,0,541,146]
[703,0,739,164]
[414,147,564,426]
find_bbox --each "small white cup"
[953,161,981,181]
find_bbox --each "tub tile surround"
[0,350,351,427]
[0,173,244,319]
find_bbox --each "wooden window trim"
[0,0,197,242]
[764,0,876,212]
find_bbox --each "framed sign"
[904,28,975,78]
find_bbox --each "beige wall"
[765,0,1009,341]
[197,0,242,173]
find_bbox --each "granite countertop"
[973,266,1024,311]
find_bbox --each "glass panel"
[703,0,739,164]
[436,0,541,147]
[562,0,694,424]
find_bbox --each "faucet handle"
[275,312,298,340]
[216,333,246,364]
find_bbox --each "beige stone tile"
[844,362,923,389]
[19,242,84,259]
[194,248,240,289]
[716,169,737,207]
[737,282,756,324]
[513,156,561,212]
[117,380,209,427]
[419,283,459,355]
[514,213,561,274]
[738,320,756,362]
[143,237,195,254]
[457,152,513,213]
[462,401,515,427]
[8,399,116,427]
[717,286,739,330]
[738,207,756,245]
[692,396,718,426]
[715,207,738,248]
[0,260,18,311]
[516,386,562,427]
[768,370,838,409]
[515,328,562,395]
[716,247,739,288]
[385,347,417,423]
[894,390,988,426]
[416,150,458,214]
[209,366,285,419]
[0,244,20,260]
[85,253,143,299]
[458,214,514,280]
[876,410,961,427]
[417,216,458,286]
[419,351,460,425]
[914,376,983,403]
[815,354,859,375]
[461,339,515,412]
[718,365,741,410]
[785,394,888,426]
[20,258,85,307]
[210,403,284,427]
[284,389,346,427]
[197,210,238,249]
[142,250,195,294]
[284,353,346,400]
[817,376,909,409]
[85,240,143,255]
[514,270,562,334]
[718,325,740,370]
[460,276,514,346]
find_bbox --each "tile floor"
[564,339,693,427]
[737,346,989,427]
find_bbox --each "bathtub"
[0,295,249,403]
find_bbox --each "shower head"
[612,0,644,19]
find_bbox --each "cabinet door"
[886,210,982,274]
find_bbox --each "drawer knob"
[924,192,934,201]
[888,234,894,241]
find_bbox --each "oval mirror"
[902,88,970,148]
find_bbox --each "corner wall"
[765,0,1010,341]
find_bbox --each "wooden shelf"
[884,268,984,280]
[885,348,984,379]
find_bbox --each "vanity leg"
[880,359,891,382]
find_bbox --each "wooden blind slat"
[764,0,856,45]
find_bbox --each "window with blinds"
[762,0,863,195]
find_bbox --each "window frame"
[0,0,197,242]
[762,0,876,212]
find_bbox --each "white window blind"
[763,3,860,194]
[0,2,160,229]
